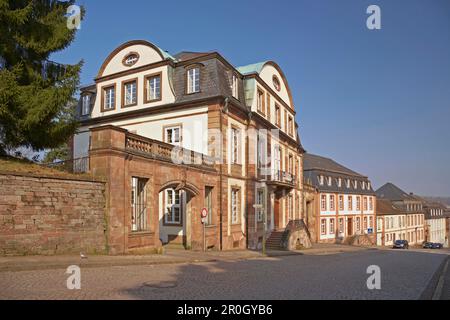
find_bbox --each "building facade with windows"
[375,183,426,246]
[303,154,376,244]
[423,202,447,247]
[375,198,425,246]
[72,40,304,253]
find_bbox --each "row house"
[72,40,304,253]
[446,208,450,248]
[303,153,376,244]
[376,199,425,246]
[376,183,426,246]
[423,202,448,247]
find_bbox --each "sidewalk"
[0,243,374,272]
[0,249,263,272]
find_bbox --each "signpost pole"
[201,208,208,252]
[262,208,266,256]
[203,219,206,252]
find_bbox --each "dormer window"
[318,175,324,186]
[232,74,239,99]
[362,181,366,190]
[327,177,332,186]
[257,88,265,115]
[122,52,139,67]
[353,180,358,189]
[346,179,350,188]
[367,182,371,190]
[187,67,200,94]
[337,178,342,188]
[81,94,90,116]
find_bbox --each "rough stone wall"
[0,173,107,256]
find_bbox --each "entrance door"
[274,198,280,230]
[347,218,353,236]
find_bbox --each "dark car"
[422,242,433,249]
[431,243,443,249]
[393,240,409,249]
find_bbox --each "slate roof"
[173,51,212,62]
[304,153,365,177]
[303,153,374,195]
[377,199,403,216]
[375,183,417,201]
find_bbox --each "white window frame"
[231,127,240,164]
[187,67,200,93]
[165,188,181,225]
[147,75,161,101]
[256,188,264,222]
[329,218,335,235]
[232,74,239,99]
[104,86,115,110]
[321,219,326,235]
[329,194,335,211]
[165,126,182,146]
[131,177,147,232]
[124,81,137,106]
[125,54,138,66]
[321,195,327,211]
[231,188,240,224]
[81,95,90,116]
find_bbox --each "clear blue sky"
[52,0,450,196]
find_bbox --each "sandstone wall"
[0,173,107,256]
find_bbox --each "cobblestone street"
[0,250,448,300]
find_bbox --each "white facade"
[426,218,446,245]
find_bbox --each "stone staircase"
[266,230,285,250]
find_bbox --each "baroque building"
[72,40,304,253]
[303,153,377,244]
[375,183,426,246]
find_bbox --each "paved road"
[0,250,447,300]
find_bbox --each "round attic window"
[273,75,281,91]
[122,52,140,67]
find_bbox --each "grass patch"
[0,156,91,179]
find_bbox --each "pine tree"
[0,0,84,155]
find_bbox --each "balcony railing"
[269,170,296,186]
[125,132,215,170]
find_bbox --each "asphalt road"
[0,250,447,300]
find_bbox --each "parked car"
[422,242,443,249]
[431,243,443,249]
[422,242,433,249]
[393,240,409,249]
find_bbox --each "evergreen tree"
[0,0,84,155]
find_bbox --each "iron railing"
[42,157,89,174]
[271,170,296,185]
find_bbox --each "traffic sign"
[201,208,208,218]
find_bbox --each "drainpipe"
[219,97,230,250]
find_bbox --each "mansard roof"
[304,153,365,177]
[377,199,403,216]
[375,183,419,202]
[303,153,374,195]
[173,51,212,62]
